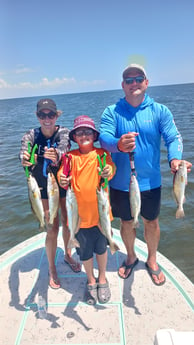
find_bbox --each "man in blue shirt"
[99,64,192,285]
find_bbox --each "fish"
[97,186,119,254]
[66,186,80,248]
[47,172,59,226]
[173,160,187,219]
[129,174,141,228]
[27,174,45,230]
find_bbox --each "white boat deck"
[0,228,193,345]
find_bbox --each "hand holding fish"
[44,147,58,164]
[22,150,37,167]
[59,172,72,188]
[170,159,192,174]
[117,132,139,152]
[97,164,112,178]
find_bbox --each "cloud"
[0,79,10,88]
[15,67,34,74]
[39,77,76,87]
[0,76,105,90]
[0,66,34,76]
[80,79,106,86]
[0,75,107,99]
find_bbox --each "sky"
[0,0,194,100]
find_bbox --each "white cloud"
[0,75,107,99]
[39,77,76,87]
[80,79,106,86]
[0,76,75,90]
[0,79,10,88]
[0,76,106,90]
[15,67,34,74]
[0,66,34,76]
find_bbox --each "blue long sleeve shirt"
[99,94,183,192]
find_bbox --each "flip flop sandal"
[64,258,81,273]
[118,258,139,279]
[97,279,111,304]
[85,283,98,305]
[145,262,166,286]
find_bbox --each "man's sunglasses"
[75,129,94,136]
[124,76,145,84]
[37,111,56,119]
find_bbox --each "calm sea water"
[0,84,194,282]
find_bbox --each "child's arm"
[59,171,72,188]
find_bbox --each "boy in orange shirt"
[58,115,116,305]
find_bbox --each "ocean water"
[0,84,194,282]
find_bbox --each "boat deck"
[0,228,193,345]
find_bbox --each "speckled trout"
[47,172,59,226]
[97,186,119,254]
[129,174,141,229]
[66,186,80,248]
[27,174,45,230]
[173,160,187,218]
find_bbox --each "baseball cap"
[69,115,99,142]
[37,98,57,113]
[122,64,147,80]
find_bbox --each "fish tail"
[46,222,53,231]
[176,207,185,219]
[133,220,139,229]
[48,210,58,227]
[39,223,46,232]
[47,217,54,228]
[109,241,120,255]
[67,238,80,249]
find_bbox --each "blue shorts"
[75,226,108,261]
[110,186,161,221]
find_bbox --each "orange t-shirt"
[58,147,115,228]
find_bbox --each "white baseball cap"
[122,63,147,80]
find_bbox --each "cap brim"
[123,65,147,80]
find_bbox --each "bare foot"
[64,255,81,273]
[49,267,60,289]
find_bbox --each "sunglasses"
[75,129,94,136]
[124,76,145,84]
[37,111,56,119]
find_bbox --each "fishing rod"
[129,151,136,175]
